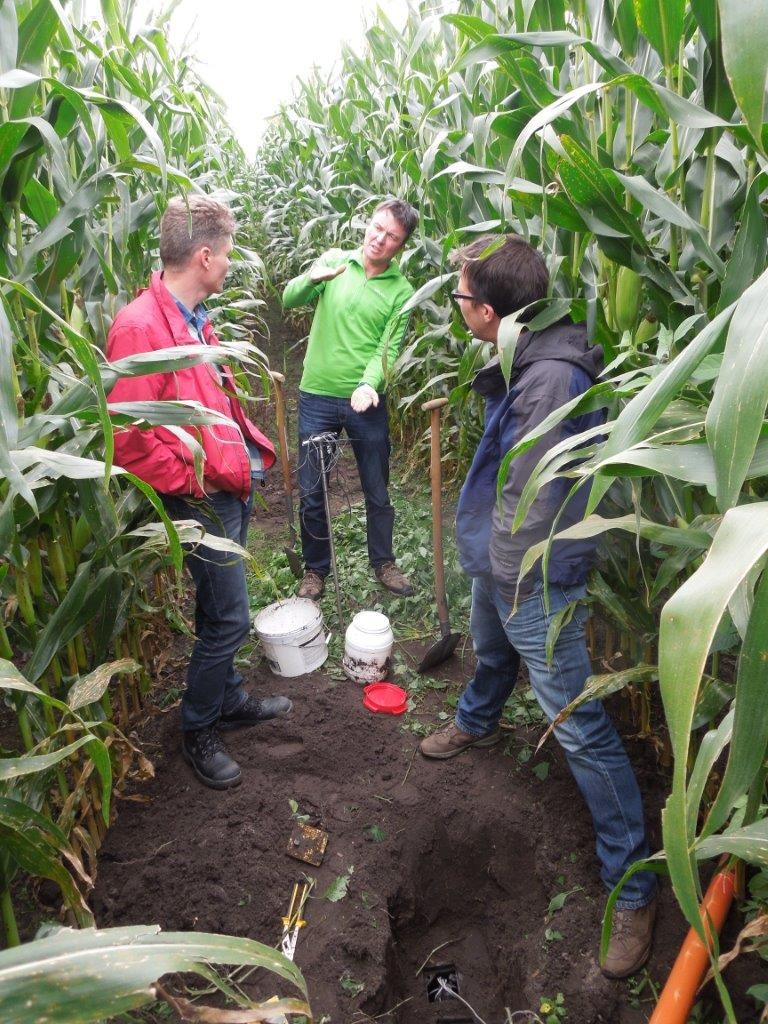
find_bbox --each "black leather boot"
[219,694,293,729]
[182,725,241,789]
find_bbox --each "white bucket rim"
[254,597,322,645]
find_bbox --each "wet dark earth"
[89,306,764,1023]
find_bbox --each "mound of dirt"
[92,637,692,1024]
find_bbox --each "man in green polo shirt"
[282,199,418,600]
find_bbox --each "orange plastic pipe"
[648,867,736,1024]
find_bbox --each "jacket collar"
[347,248,403,280]
[148,270,216,345]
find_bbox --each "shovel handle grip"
[422,397,448,412]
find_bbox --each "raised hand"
[309,263,347,284]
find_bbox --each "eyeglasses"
[450,291,478,303]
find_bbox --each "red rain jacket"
[106,271,275,500]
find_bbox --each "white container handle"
[298,627,324,649]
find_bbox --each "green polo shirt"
[282,248,414,398]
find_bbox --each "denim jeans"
[162,490,253,732]
[298,390,395,574]
[457,575,657,909]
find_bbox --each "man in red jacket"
[107,195,292,791]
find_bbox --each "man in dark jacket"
[108,196,291,791]
[420,235,657,978]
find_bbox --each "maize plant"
[0,0,271,952]
[250,0,768,1015]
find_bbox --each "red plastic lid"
[363,682,407,715]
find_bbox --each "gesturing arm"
[282,250,346,309]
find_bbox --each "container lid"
[363,682,407,715]
[254,596,322,638]
[351,610,392,634]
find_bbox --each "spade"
[418,397,461,672]
[271,371,303,578]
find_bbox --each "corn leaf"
[586,305,734,513]
[633,0,686,67]
[0,925,307,1024]
[705,265,768,511]
[660,503,768,936]
[701,568,768,837]
[719,0,768,149]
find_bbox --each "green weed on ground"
[243,487,551,749]
[246,487,471,642]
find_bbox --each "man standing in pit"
[420,235,657,979]
[107,195,292,791]
[282,199,418,600]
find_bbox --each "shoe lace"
[608,908,645,951]
[611,911,634,938]
[196,727,224,759]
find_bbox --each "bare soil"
[90,305,762,1024]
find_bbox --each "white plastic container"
[342,610,394,684]
[253,597,329,677]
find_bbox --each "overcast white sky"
[136,0,410,158]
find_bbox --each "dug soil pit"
[93,637,694,1024]
[90,307,762,1022]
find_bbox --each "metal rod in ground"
[317,437,344,627]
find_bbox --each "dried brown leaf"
[156,984,311,1022]
[701,912,768,985]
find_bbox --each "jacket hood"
[472,320,603,397]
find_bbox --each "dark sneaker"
[375,561,415,596]
[219,694,293,730]
[297,570,325,600]
[420,722,501,759]
[601,897,657,979]
[182,726,241,789]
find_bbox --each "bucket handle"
[298,627,330,649]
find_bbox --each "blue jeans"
[163,490,253,732]
[458,575,656,909]
[298,390,395,574]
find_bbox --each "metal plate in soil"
[286,822,329,866]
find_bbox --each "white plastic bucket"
[254,597,329,677]
[342,610,394,684]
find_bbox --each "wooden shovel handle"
[421,398,450,631]
[422,397,449,412]
[271,372,292,495]
[270,372,297,542]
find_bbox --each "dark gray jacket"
[455,320,604,600]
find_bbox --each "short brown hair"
[451,234,549,320]
[160,195,236,269]
[373,198,419,240]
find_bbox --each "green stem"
[603,88,614,159]
[0,618,13,660]
[1,888,20,947]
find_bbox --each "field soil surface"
[91,305,761,1024]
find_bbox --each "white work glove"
[350,384,379,413]
[309,263,347,284]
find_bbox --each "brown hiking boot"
[375,561,415,596]
[601,896,657,979]
[297,570,325,600]
[420,722,502,759]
